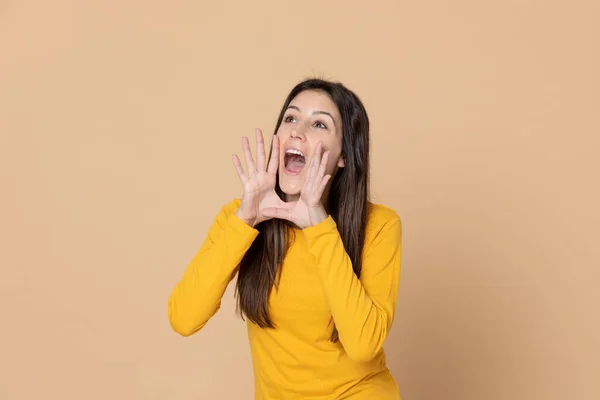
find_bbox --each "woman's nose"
[290,126,306,140]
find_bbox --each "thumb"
[278,199,297,208]
[260,206,294,221]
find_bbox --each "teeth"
[286,149,304,157]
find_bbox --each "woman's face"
[276,90,345,201]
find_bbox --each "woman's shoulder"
[367,201,401,222]
[365,201,402,234]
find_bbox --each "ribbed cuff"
[224,213,260,252]
[303,215,337,245]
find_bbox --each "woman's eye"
[315,121,327,129]
[284,116,296,123]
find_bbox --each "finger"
[316,150,330,181]
[267,135,280,175]
[316,174,332,196]
[242,136,256,173]
[306,141,323,185]
[260,207,294,221]
[255,128,266,171]
[278,199,296,209]
[232,154,248,185]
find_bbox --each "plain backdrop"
[1,1,598,399]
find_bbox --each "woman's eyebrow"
[286,105,336,126]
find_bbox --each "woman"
[168,78,403,399]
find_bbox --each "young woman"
[168,78,403,399]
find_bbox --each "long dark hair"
[235,78,370,341]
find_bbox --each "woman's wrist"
[234,208,255,228]
[307,205,328,228]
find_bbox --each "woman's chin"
[278,174,304,199]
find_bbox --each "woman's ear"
[337,155,345,168]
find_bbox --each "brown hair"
[235,78,370,341]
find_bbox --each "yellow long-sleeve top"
[168,199,402,399]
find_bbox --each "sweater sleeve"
[168,200,259,336]
[303,212,402,362]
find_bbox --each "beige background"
[1,1,599,399]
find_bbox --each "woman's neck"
[284,192,331,214]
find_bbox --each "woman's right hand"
[232,128,292,228]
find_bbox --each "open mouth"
[284,149,306,175]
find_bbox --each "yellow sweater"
[168,199,403,399]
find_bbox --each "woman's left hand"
[261,142,331,229]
